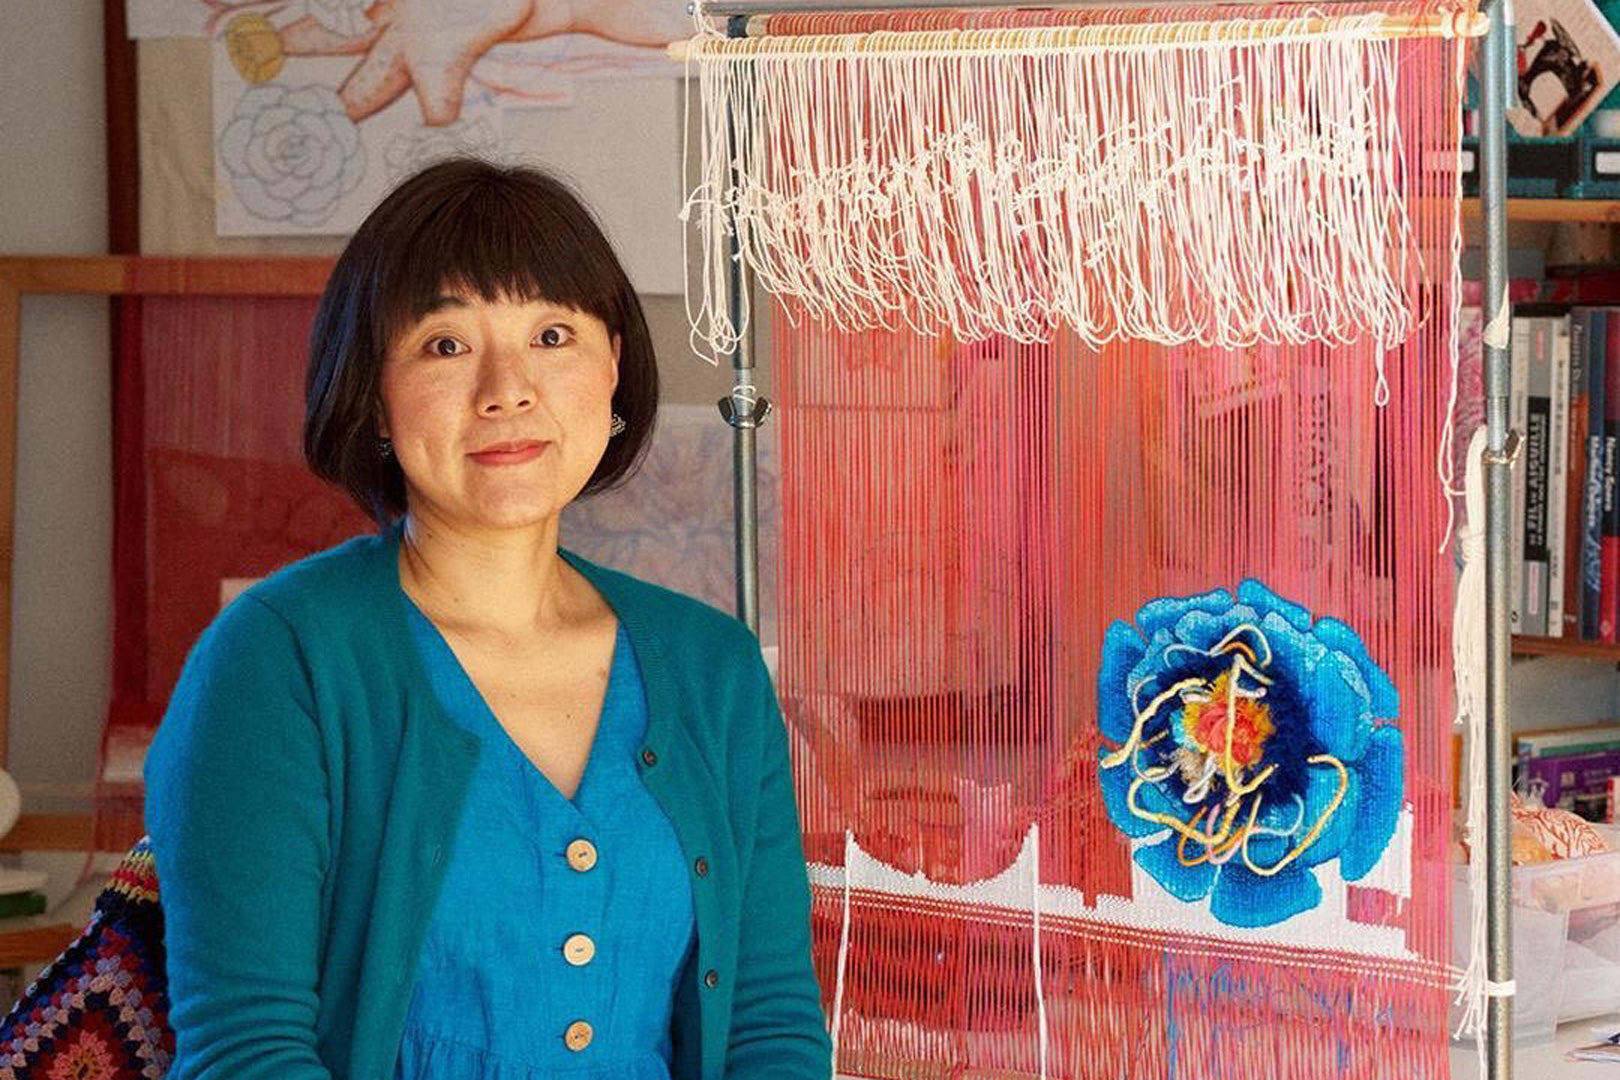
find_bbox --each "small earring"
[609,413,627,437]
[378,437,393,458]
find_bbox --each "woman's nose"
[476,345,536,415]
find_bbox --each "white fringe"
[1031,823,1049,1080]
[1449,427,1491,1069]
[829,828,855,1075]
[683,12,1418,359]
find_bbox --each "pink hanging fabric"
[756,6,1469,1077]
[101,295,370,849]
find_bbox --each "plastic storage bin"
[1451,871,1567,1046]
[1454,840,1620,1045]
[1513,844,1620,1023]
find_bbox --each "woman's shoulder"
[234,530,396,623]
[189,530,398,672]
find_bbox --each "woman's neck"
[397,511,584,640]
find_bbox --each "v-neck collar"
[401,600,627,812]
[375,521,700,833]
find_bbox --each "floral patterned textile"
[1098,581,1405,928]
[0,839,173,1078]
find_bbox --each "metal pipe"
[1480,1,1514,1077]
[727,291,763,634]
[717,61,768,634]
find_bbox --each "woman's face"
[379,291,620,533]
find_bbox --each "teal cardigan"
[143,528,832,1080]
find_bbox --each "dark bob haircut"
[304,157,659,524]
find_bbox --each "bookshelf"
[1462,199,1620,224]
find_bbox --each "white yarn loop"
[1031,824,1049,1080]
[1449,427,1490,1067]
[829,829,855,1072]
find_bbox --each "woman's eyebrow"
[420,295,473,316]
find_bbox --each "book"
[1583,310,1609,639]
[1514,317,1531,635]
[1519,746,1620,818]
[1603,313,1620,641]
[1516,721,1620,755]
[1549,316,1571,637]
[1525,317,1553,638]
[1565,310,1590,637]
[1508,0,1620,137]
[0,892,46,920]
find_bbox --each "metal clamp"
[719,389,773,429]
[1482,428,1522,468]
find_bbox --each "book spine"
[1583,311,1609,639]
[1548,316,1571,637]
[1566,311,1590,637]
[1604,311,1620,641]
[1525,317,1551,638]
[1513,316,1529,635]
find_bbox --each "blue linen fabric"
[393,614,695,1080]
[144,527,831,1080]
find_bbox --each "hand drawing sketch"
[140,0,689,122]
[281,0,691,124]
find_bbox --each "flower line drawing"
[1097,581,1403,928]
[383,118,502,184]
[218,84,366,229]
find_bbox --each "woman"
[144,158,831,1080]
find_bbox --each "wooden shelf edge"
[0,924,81,967]
[1462,198,1620,224]
[0,814,94,853]
[1512,635,1620,660]
[0,255,334,297]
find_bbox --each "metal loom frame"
[698,2,1516,1077]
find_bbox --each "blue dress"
[394,608,697,1080]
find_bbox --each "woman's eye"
[537,326,574,348]
[426,336,468,357]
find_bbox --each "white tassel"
[1450,426,1493,1067]
[829,828,855,1076]
[1031,824,1049,1080]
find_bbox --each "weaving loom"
[678,2,1493,1076]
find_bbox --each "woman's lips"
[468,440,547,466]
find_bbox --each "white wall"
[0,1,113,812]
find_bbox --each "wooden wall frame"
[0,255,333,849]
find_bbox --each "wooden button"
[564,1020,594,1051]
[565,839,598,872]
[694,856,709,877]
[703,969,720,989]
[563,933,597,966]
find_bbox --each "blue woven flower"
[1097,581,1402,928]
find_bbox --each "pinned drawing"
[134,0,688,278]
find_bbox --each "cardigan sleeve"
[143,594,335,1080]
[724,663,834,1079]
